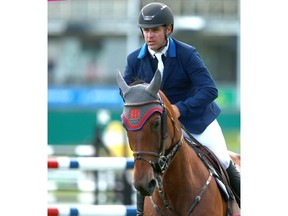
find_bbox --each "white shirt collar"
[148,39,169,58]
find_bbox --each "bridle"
[123,97,182,175]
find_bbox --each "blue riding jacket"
[123,37,221,134]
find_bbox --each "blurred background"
[48,0,240,208]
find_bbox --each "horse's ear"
[147,69,162,95]
[117,70,130,96]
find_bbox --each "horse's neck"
[171,141,203,173]
[152,141,208,215]
[163,140,209,196]
[159,92,210,194]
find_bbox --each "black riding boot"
[136,192,145,216]
[226,160,241,207]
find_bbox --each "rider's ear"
[166,25,172,35]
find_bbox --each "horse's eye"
[152,118,161,130]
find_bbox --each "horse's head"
[117,70,182,196]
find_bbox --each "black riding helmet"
[138,2,174,33]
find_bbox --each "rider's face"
[142,25,171,52]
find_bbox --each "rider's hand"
[172,105,180,118]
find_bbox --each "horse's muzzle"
[133,178,157,196]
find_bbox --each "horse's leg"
[143,197,159,216]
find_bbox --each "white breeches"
[191,119,231,169]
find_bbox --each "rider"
[122,2,241,215]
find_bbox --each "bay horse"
[117,70,240,216]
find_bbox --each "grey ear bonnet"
[117,69,162,104]
[117,70,163,130]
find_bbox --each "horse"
[117,70,240,216]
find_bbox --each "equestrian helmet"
[138,2,174,31]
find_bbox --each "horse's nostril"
[134,179,156,196]
[148,179,156,190]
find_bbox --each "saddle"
[181,124,240,215]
